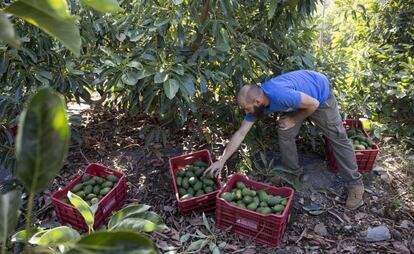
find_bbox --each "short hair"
[237,84,262,104]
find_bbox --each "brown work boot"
[346,183,364,209]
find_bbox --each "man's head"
[237,84,268,119]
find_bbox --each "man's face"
[251,104,266,119]
[239,100,266,119]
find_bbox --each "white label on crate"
[103,198,116,214]
[236,218,258,230]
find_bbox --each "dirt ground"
[34,106,414,254]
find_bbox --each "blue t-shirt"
[245,70,330,122]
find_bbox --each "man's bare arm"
[204,120,254,177]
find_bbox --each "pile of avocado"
[347,128,373,150]
[62,174,119,206]
[220,181,288,215]
[176,160,219,200]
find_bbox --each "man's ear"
[254,97,262,106]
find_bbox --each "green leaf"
[15,87,70,194]
[212,246,220,254]
[67,191,94,230]
[108,204,151,229]
[200,75,207,94]
[164,79,179,99]
[127,61,143,69]
[122,72,141,86]
[81,0,123,13]
[66,231,159,254]
[289,0,297,12]
[110,218,157,233]
[171,65,184,75]
[154,70,169,84]
[154,18,170,27]
[29,226,80,246]
[179,233,190,244]
[182,76,195,97]
[0,191,22,246]
[187,239,209,252]
[268,0,277,20]
[0,11,20,48]
[202,213,210,231]
[5,0,81,56]
[11,228,43,243]
[172,0,183,5]
[216,28,231,52]
[110,211,167,233]
[136,69,153,80]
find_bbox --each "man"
[205,70,364,209]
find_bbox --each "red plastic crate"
[325,119,379,173]
[215,174,294,248]
[169,150,221,215]
[51,163,127,231]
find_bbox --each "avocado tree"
[316,0,414,143]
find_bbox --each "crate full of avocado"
[215,173,294,248]
[62,173,119,206]
[51,163,127,231]
[326,119,379,173]
[220,181,288,215]
[169,149,221,215]
[176,160,219,200]
[347,128,374,150]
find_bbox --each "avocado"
[257,190,269,202]
[91,198,99,204]
[267,195,282,206]
[179,188,187,196]
[236,181,246,189]
[235,189,243,200]
[75,191,85,198]
[93,176,104,184]
[82,174,91,183]
[246,202,258,211]
[85,193,96,200]
[195,189,205,196]
[272,204,285,213]
[185,170,195,177]
[188,176,198,185]
[187,187,195,195]
[93,185,100,195]
[176,170,185,177]
[72,183,83,192]
[107,175,119,183]
[242,188,256,197]
[221,192,234,202]
[182,177,190,189]
[237,202,246,209]
[193,160,208,167]
[204,186,214,193]
[195,167,205,176]
[176,176,183,186]
[99,187,111,196]
[181,194,193,200]
[83,185,93,194]
[102,181,114,188]
[202,178,215,186]
[193,181,203,191]
[242,196,253,204]
[355,145,366,150]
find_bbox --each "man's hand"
[204,161,224,178]
[279,115,296,130]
